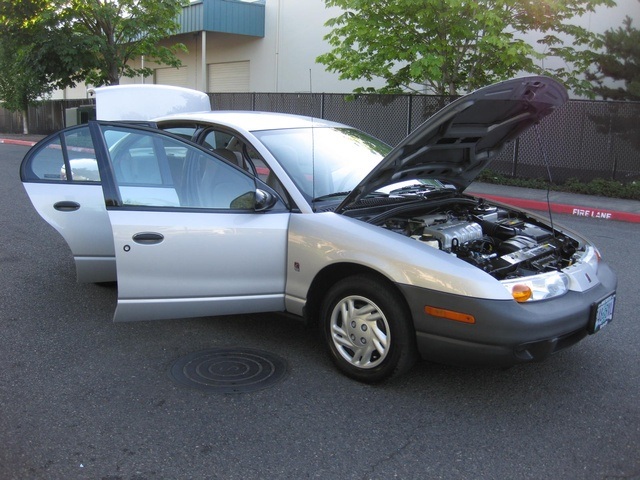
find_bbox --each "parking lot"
[1,142,639,479]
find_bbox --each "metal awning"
[178,0,265,38]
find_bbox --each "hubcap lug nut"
[361,325,367,331]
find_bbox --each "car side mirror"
[255,188,277,212]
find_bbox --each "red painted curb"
[471,192,640,224]
[0,138,37,147]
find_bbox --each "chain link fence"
[489,100,640,182]
[2,93,639,182]
[210,92,640,182]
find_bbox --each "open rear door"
[20,126,115,283]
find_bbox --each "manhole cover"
[169,347,287,394]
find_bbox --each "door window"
[23,126,100,182]
[102,125,256,210]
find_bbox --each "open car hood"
[336,76,568,213]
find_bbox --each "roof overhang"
[178,0,265,37]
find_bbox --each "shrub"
[477,170,640,201]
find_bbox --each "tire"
[321,274,417,383]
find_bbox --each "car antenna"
[310,68,316,209]
[535,122,556,238]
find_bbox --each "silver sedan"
[20,76,616,382]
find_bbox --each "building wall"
[155,0,386,93]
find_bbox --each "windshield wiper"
[314,191,351,201]
[389,184,437,195]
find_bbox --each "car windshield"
[253,127,391,201]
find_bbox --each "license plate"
[588,293,615,334]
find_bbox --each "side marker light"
[425,306,475,324]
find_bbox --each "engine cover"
[422,221,483,251]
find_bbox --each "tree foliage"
[587,3,640,101]
[317,0,615,96]
[59,0,186,86]
[586,6,640,154]
[0,0,88,132]
[0,40,43,133]
[0,0,186,125]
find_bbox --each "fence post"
[406,96,412,136]
[607,106,618,181]
[511,137,520,178]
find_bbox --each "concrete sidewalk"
[4,134,639,223]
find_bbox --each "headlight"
[501,271,570,302]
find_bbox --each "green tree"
[0,0,186,132]
[587,5,640,100]
[586,7,640,154]
[0,41,42,134]
[317,0,615,96]
[0,0,88,133]
[59,0,187,86]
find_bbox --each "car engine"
[374,198,580,280]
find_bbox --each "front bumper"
[398,262,617,367]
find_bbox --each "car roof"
[153,110,350,132]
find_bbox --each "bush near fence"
[2,93,639,183]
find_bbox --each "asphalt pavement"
[4,134,639,223]
[1,140,639,479]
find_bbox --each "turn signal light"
[425,306,475,324]
[512,284,532,303]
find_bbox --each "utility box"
[65,105,96,127]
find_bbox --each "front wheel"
[321,274,417,383]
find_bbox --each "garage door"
[208,61,250,92]
[155,67,189,88]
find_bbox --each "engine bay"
[368,197,581,280]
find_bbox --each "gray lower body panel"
[398,263,617,366]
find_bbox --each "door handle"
[54,201,80,212]
[132,232,164,245]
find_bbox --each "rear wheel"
[321,274,417,383]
